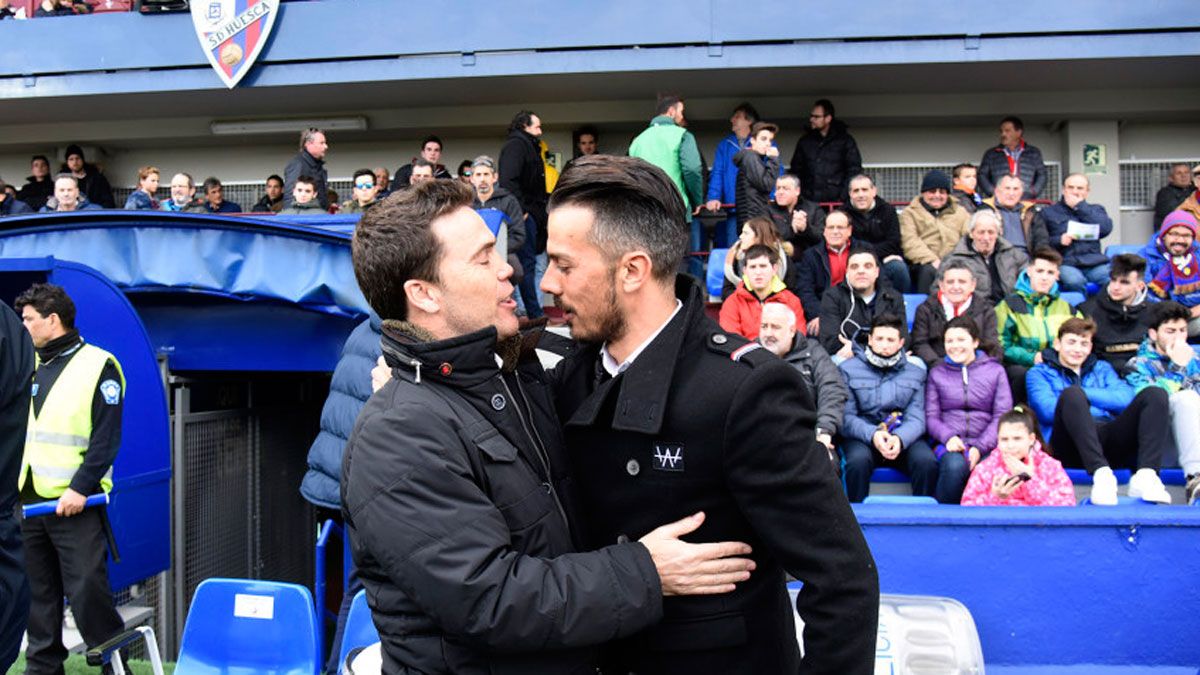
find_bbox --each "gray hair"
[300,127,324,149]
[968,209,1001,231]
[761,302,797,328]
[996,174,1024,190]
[777,173,801,190]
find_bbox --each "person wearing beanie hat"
[1148,210,1200,335]
[1035,172,1112,292]
[59,144,115,209]
[899,169,970,293]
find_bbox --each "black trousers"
[0,511,29,674]
[1005,363,1029,405]
[20,507,125,675]
[1050,385,1168,473]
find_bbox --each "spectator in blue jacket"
[1026,317,1172,505]
[977,116,1047,200]
[122,166,160,210]
[704,102,760,248]
[1037,173,1113,292]
[0,179,32,217]
[1140,207,1199,280]
[301,311,382,673]
[837,313,933,502]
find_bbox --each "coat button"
[712,334,728,345]
[625,459,640,476]
[490,394,506,411]
[616,534,630,544]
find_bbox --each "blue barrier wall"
[0,1,1196,97]
[0,257,170,589]
[854,504,1200,670]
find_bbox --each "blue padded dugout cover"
[0,211,369,319]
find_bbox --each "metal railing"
[1118,159,1199,210]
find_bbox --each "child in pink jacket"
[961,407,1076,506]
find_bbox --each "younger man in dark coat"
[1078,254,1151,374]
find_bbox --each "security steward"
[1,301,34,673]
[541,156,880,675]
[15,283,128,675]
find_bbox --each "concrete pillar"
[1061,120,1128,243]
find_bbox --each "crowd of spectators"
[3,97,1199,508]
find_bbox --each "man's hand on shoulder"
[639,512,755,596]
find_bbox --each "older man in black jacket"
[541,155,879,675]
[345,180,756,674]
[283,128,329,209]
[0,302,33,673]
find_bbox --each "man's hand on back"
[639,512,755,596]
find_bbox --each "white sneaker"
[1090,467,1119,506]
[1128,468,1172,505]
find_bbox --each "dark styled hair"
[870,313,905,335]
[1109,253,1146,280]
[743,243,779,267]
[1031,246,1063,268]
[1148,301,1191,330]
[266,174,283,186]
[202,176,222,193]
[508,110,538,133]
[549,155,688,283]
[750,121,779,138]
[15,283,76,330]
[352,168,375,184]
[1057,317,1096,339]
[352,180,474,320]
[572,125,600,155]
[847,243,879,266]
[952,163,976,179]
[813,98,835,118]
[1000,115,1024,132]
[420,135,443,150]
[655,94,683,116]
[997,406,1048,453]
[31,154,50,166]
[295,175,316,189]
[457,159,473,177]
[732,102,760,123]
[943,313,981,341]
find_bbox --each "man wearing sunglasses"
[341,168,380,214]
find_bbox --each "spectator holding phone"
[961,406,1075,506]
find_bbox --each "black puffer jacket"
[342,323,661,674]
[978,142,1047,200]
[769,198,825,262]
[57,163,114,209]
[818,280,908,356]
[283,149,329,209]
[499,129,548,250]
[788,119,863,203]
[16,177,53,212]
[1078,287,1152,375]
[847,196,903,260]
[732,149,778,226]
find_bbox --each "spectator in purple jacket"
[924,315,1013,503]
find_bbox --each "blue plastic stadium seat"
[1060,291,1086,308]
[1161,468,1185,486]
[176,578,319,675]
[1105,244,1143,259]
[863,495,938,505]
[903,294,926,330]
[1079,496,1167,506]
[707,248,729,299]
[338,590,379,674]
[870,468,910,483]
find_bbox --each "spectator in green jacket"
[629,95,705,276]
[995,247,1081,402]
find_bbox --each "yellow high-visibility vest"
[20,343,124,498]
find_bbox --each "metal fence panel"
[1118,159,1200,210]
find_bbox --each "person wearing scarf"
[910,259,1001,368]
[1149,210,1200,336]
[837,313,932,502]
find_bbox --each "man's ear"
[617,251,653,293]
[404,279,441,316]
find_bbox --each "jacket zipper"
[960,363,970,446]
[499,375,573,541]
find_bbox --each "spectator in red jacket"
[719,244,805,339]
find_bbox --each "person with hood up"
[924,315,1012,503]
[718,244,805,340]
